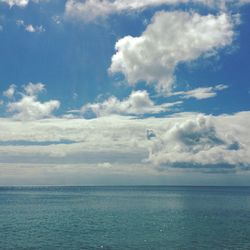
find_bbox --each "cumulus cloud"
[148,114,250,172]
[81,90,181,117]
[171,84,228,100]
[8,96,60,120]
[6,83,60,120]
[109,11,235,94]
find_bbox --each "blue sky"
[0,0,250,185]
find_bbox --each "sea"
[0,186,250,250]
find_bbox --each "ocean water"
[0,186,250,250]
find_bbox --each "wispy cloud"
[171,84,228,100]
[81,90,181,117]
[65,0,249,22]
[16,19,45,33]
[3,84,16,99]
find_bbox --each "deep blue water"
[0,186,250,250]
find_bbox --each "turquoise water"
[0,186,250,250]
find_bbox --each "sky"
[0,0,250,185]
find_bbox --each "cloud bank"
[0,111,249,174]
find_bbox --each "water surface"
[0,186,250,249]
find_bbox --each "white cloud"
[239,0,250,4]
[16,19,25,26]
[3,84,16,99]
[1,0,29,7]
[1,0,46,7]
[109,11,235,94]
[0,112,249,174]
[25,24,45,33]
[24,82,45,95]
[148,114,250,172]
[65,0,248,22]
[52,15,62,25]
[172,84,228,100]
[81,90,181,117]
[6,83,60,120]
[16,19,45,33]
[8,96,60,120]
